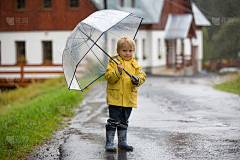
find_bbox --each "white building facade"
[0,0,210,87]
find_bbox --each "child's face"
[117,43,134,61]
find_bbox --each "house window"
[16,0,25,9]
[43,0,52,8]
[142,39,146,60]
[120,0,124,7]
[69,0,79,8]
[16,42,26,64]
[43,41,52,64]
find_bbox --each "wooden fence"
[0,64,64,87]
[203,59,240,71]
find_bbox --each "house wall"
[0,0,98,31]
[151,30,166,67]
[134,30,167,74]
[0,31,71,65]
[0,0,205,78]
[0,31,71,79]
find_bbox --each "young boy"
[105,36,146,152]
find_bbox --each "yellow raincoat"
[105,55,146,108]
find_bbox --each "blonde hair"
[116,36,136,53]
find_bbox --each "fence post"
[21,64,24,84]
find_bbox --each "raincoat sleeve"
[132,60,146,87]
[134,68,146,87]
[105,60,121,84]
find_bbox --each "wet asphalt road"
[29,76,240,159]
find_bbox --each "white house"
[92,0,211,75]
[0,0,210,87]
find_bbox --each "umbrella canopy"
[62,9,143,91]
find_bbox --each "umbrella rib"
[75,25,105,86]
[76,25,96,66]
[68,27,81,90]
[77,25,106,81]
[77,29,137,82]
[133,18,144,40]
[68,40,86,55]
[68,29,89,54]
[91,48,106,68]
[68,37,89,40]
[103,14,131,33]
[81,73,105,91]
[89,27,94,38]
[68,29,78,55]
[68,31,91,56]
[78,26,117,65]
[79,25,105,68]
[78,27,95,79]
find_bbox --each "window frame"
[15,0,26,12]
[67,0,79,10]
[16,41,26,64]
[42,41,53,64]
[41,0,52,11]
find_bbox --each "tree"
[211,21,240,60]
[196,0,240,60]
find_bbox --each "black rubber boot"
[106,125,117,152]
[117,126,133,151]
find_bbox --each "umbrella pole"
[77,28,139,83]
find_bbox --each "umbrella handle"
[123,69,139,84]
[110,57,139,84]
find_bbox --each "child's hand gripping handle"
[123,69,139,83]
[111,57,139,83]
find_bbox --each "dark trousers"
[106,105,132,130]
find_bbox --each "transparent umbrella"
[62,9,143,91]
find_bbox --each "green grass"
[0,76,85,159]
[213,74,240,95]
